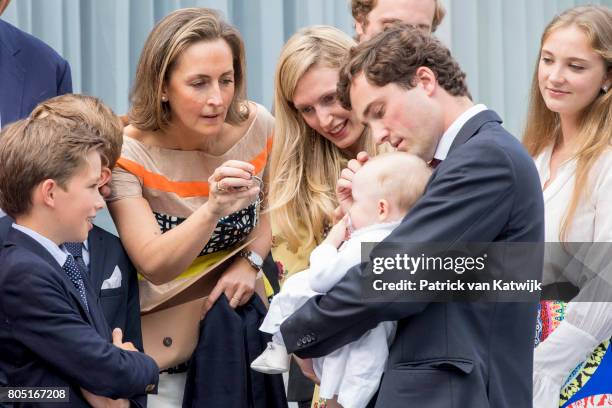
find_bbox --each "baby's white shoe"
[250,341,291,374]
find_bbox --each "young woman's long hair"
[268,25,378,251]
[523,5,612,240]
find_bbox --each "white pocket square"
[101,266,122,290]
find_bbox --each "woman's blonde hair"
[268,25,378,251]
[523,5,611,241]
[129,8,249,131]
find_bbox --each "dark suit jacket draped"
[0,18,72,127]
[280,110,545,408]
[183,295,288,408]
[0,228,158,407]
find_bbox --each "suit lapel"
[6,228,61,270]
[0,215,12,241]
[5,228,95,321]
[448,110,503,154]
[0,21,25,125]
[83,270,112,340]
[87,227,108,298]
[5,228,112,340]
[86,227,112,339]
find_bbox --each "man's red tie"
[429,158,442,169]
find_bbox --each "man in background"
[352,0,445,40]
[0,0,72,128]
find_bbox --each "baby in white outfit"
[252,152,432,408]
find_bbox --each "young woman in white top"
[523,5,612,408]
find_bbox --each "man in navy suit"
[0,116,158,407]
[281,25,544,407]
[0,0,72,128]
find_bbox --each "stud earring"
[161,95,168,102]
[602,85,610,93]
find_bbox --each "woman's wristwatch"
[238,249,264,272]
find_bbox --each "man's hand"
[336,151,370,213]
[112,328,137,352]
[80,388,130,408]
[293,356,320,385]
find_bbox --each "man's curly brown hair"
[337,24,470,110]
[351,0,446,32]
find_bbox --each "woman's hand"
[201,257,257,318]
[207,160,260,218]
[336,151,369,214]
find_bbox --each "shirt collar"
[12,223,68,267]
[433,104,487,161]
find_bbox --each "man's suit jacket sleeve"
[281,138,519,357]
[5,259,158,399]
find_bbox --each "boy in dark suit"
[0,95,144,368]
[27,95,143,352]
[0,115,158,407]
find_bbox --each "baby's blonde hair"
[355,152,432,213]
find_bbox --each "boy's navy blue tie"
[62,253,89,312]
[64,241,88,274]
